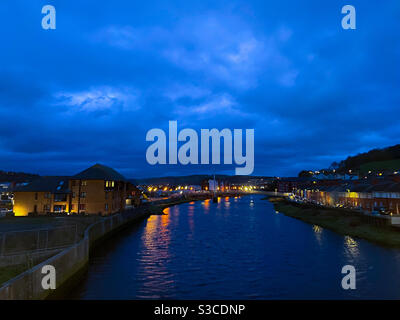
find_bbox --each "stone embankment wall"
[0,209,148,300]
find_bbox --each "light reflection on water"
[70,195,400,299]
[312,225,323,246]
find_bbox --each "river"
[69,194,400,299]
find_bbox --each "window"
[105,181,115,188]
[79,204,86,211]
[54,205,66,213]
[80,192,86,198]
[43,204,50,212]
[34,193,38,200]
[72,192,76,198]
[81,180,87,186]
[70,204,75,211]
[54,194,67,202]
[105,203,109,211]
[45,192,51,199]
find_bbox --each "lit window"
[106,181,115,188]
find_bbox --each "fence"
[0,207,149,299]
[0,225,79,267]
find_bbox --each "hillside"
[299,144,400,177]
[359,159,400,173]
[333,144,400,171]
[135,174,272,185]
[0,171,39,182]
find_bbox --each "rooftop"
[73,163,126,181]
[12,176,70,193]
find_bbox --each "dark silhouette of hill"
[332,144,400,172]
[134,174,272,185]
[0,171,40,182]
[298,144,400,177]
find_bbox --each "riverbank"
[0,216,104,287]
[0,193,242,299]
[269,197,400,247]
[0,208,150,299]
[147,192,244,215]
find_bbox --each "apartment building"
[13,164,140,216]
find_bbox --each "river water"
[69,195,400,299]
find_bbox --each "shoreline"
[147,192,246,215]
[0,192,245,299]
[0,208,150,300]
[268,196,400,248]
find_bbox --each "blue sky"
[0,0,399,178]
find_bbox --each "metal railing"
[0,225,79,257]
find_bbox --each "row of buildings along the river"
[2,164,141,216]
[0,164,266,216]
[277,173,400,215]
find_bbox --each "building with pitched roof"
[13,164,141,216]
[294,178,400,214]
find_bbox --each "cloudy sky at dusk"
[0,0,399,178]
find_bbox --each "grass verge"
[269,197,400,247]
[0,264,29,286]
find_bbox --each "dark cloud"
[0,0,398,177]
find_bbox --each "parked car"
[380,210,392,216]
[0,208,11,217]
[374,207,391,216]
